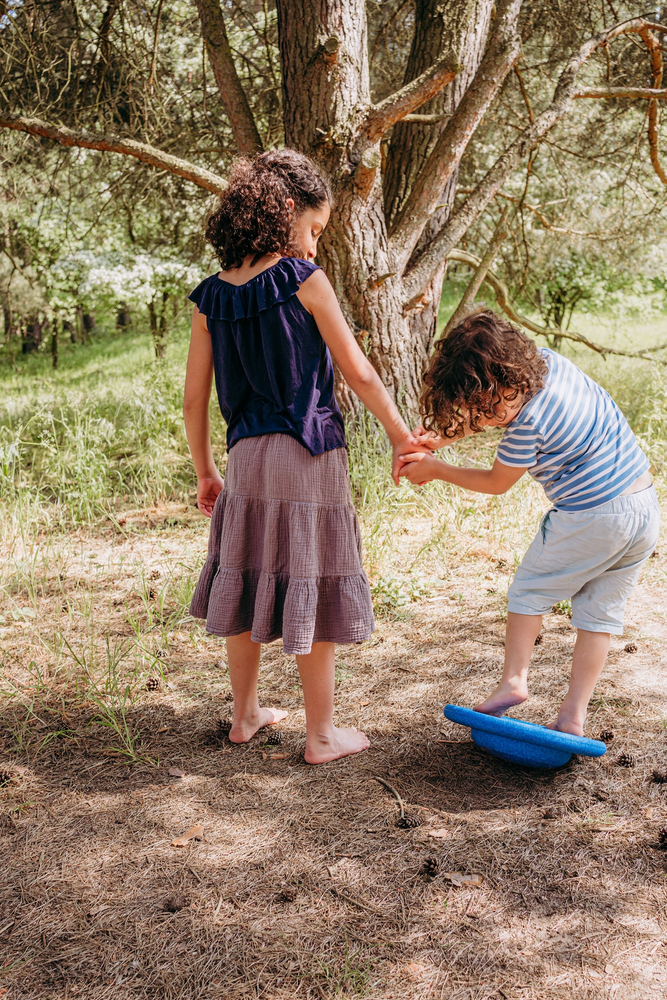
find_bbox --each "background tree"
[2,1,667,406]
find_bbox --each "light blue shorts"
[508,486,660,634]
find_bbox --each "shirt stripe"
[496,349,649,511]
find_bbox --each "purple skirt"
[189,434,375,655]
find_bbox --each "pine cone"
[615,752,635,768]
[145,677,160,691]
[652,770,667,784]
[396,813,423,829]
[276,887,297,903]
[263,730,283,746]
[534,633,543,645]
[658,827,667,848]
[216,719,232,739]
[0,768,14,786]
[599,730,615,743]
[422,857,439,878]
[624,642,638,653]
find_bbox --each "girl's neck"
[218,253,283,286]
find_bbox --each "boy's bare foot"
[474,681,528,717]
[304,726,370,765]
[546,717,584,737]
[229,707,288,744]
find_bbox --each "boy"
[399,309,658,736]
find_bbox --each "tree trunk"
[52,322,59,369]
[276,0,498,413]
[383,0,494,394]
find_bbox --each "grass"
[1,306,667,998]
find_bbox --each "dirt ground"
[1,508,667,1000]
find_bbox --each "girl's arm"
[398,451,528,495]
[183,306,225,516]
[297,270,421,483]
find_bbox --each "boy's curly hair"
[421,308,548,438]
[205,148,332,269]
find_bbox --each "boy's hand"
[197,473,224,517]
[411,424,446,451]
[392,435,430,484]
[398,451,440,485]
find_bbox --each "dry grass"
[1,478,667,1000]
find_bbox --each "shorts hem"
[570,617,622,635]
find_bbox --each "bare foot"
[304,726,370,765]
[228,707,288,744]
[474,680,528,717]
[546,717,584,737]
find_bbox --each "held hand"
[411,424,446,451]
[398,451,440,486]
[391,434,427,484]
[197,473,224,517]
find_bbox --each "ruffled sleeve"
[188,257,320,320]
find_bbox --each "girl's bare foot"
[305,726,370,765]
[546,716,584,737]
[229,707,288,744]
[474,680,528,717]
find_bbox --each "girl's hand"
[398,451,440,485]
[197,473,224,517]
[391,434,425,485]
[412,424,446,451]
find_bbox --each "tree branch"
[640,27,667,185]
[193,0,263,155]
[574,85,667,98]
[0,116,228,195]
[389,0,523,273]
[445,249,667,364]
[362,51,459,141]
[443,208,509,337]
[402,17,667,305]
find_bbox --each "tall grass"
[0,309,665,565]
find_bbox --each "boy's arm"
[398,451,528,495]
[183,306,224,516]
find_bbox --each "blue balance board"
[443,704,607,769]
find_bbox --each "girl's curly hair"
[421,308,548,438]
[205,148,332,269]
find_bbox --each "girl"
[184,149,418,764]
[399,309,659,737]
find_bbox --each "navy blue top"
[188,257,347,456]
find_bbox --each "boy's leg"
[549,628,610,736]
[295,642,370,764]
[474,612,543,715]
[226,632,287,743]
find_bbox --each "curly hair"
[205,148,332,269]
[420,308,548,438]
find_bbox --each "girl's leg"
[226,632,287,743]
[295,642,369,764]
[549,628,610,736]
[474,612,543,715]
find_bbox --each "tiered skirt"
[189,434,375,655]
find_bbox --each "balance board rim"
[444,704,606,758]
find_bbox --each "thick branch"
[0,116,228,195]
[389,0,523,272]
[193,0,263,155]
[574,85,667,98]
[445,249,667,364]
[362,52,459,141]
[402,17,664,304]
[641,28,667,185]
[443,209,508,336]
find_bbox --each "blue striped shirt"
[496,349,649,511]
